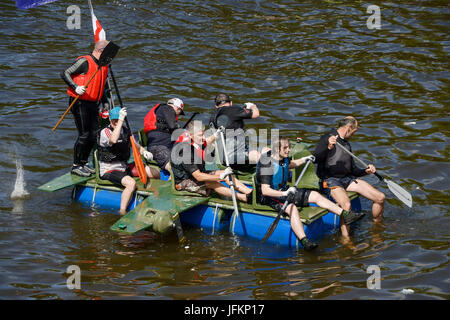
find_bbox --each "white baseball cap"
[167,98,185,115]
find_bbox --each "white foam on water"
[401,288,415,295]
[10,156,30,200]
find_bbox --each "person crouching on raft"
[143,98,185,173]
[98,107,159,215]
[255,136,365,250]
[170,120,253,202]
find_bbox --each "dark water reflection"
[0,0,448,299]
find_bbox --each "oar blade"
[99,41,120,66]
[174,216,185,243]
[261,214,281,243]
[385,179,413,208]
[130,136,147,185]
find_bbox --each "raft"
[38,139,362,249]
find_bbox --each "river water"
[0,0,448,300]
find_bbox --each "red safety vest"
[175,131,206,162]
[143,103,161,133]
[67,55,108,102]
[143,103,178,133]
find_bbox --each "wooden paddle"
[108,65,147,185]
[261,159,312,243]
[52,41,120,132]
[336,141,413,208]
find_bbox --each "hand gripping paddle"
[52,41,120,132]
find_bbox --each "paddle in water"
[336,141,413,208]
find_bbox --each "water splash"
[10,155,30,200]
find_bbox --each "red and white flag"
[88,0,106,43]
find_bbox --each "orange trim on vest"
[67,55,108,102]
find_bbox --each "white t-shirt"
[98,127,128,176]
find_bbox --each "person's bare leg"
[213,171,252,196]
[347,179,385,222]
[119,176,137,215]
[164,162,171,180]
[308,190,344,216]
[330,187,351,238]
[205,181,247,202]
[145,165,160,179]
[285,204,307,240]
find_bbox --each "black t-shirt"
[209,105,253,130]
[170,142,205,184]
[147,104,179,149]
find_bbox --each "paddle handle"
[52,68,100,132]
[218,129,240,222]
[335,141,385,182]
[108,65,133,131]
[108,65,148,185]
[280,159,311,211]
[183,112,199,129]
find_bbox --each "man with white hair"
[143,97,185,172]
[61,40,111,177]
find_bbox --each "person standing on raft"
[60,40,111,177]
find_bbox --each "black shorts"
[148,145,171,170]
[101,167,132,187]
[261,188,311,211]
[325,176,357,190]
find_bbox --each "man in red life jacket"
[143,98,185,172]
[61,40,110,177]
[170,120,252,201]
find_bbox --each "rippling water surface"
[0,0,448,300]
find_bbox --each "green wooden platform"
[38,172,94,192]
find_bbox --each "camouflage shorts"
[176,179,209,196]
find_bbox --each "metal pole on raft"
[218,127,240,234]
